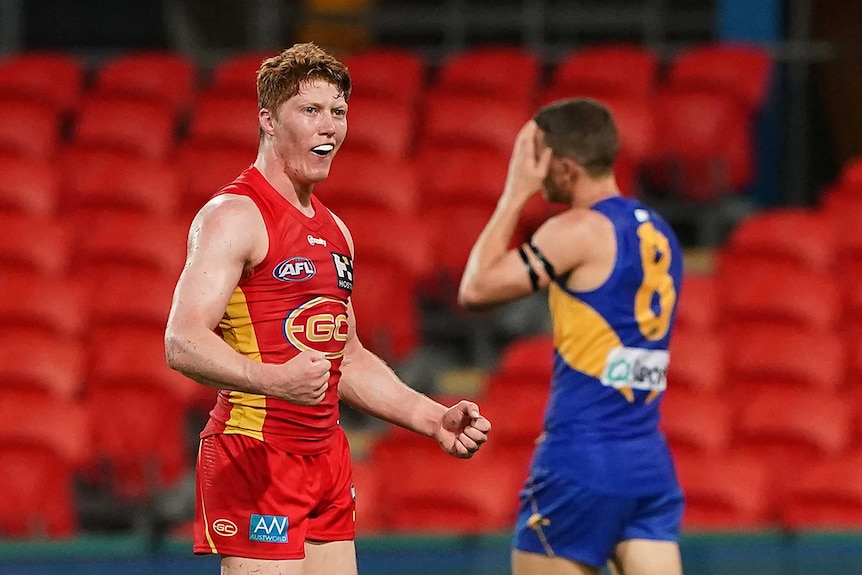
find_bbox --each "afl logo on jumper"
[283,296,349,359]
[273,256,316,282]
[331,252,353,292]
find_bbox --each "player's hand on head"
[436,400,491,459]
[271,351,331,405]
[501,120,553,209]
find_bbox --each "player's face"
[270,79,347,185]
[534,129,570,204]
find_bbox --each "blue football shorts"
[512,466,685,569]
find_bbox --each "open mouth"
[311,144,334,157]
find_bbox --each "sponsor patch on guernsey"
[273,256,316,282]
[601,346,669,392]
[249,514,289,543]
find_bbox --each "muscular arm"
[329,211,491,456]
[164,195,330,404]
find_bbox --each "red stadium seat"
[0,273,87,339]
[0,332,86,399]
[647,87,754,202]
[185,93,260,150]
[421,95,531,156]
[668,331,725,393]
[544,45,659,102]
[71,96,177,160]
[0,213,70,276]
[726,327,846,397]
[86,268,177,332]
[315,150,420,216]
[782,450,862,530]
[0,100,61,159]
[173,145,254,218]
[207,51,275,98]
[494,332,555,382]
[351,260,422,362]
[0,444,79,537]
[673,274,719,334]
[0,157,60,216]
[350,458,384,534]
[733,389,853,506]
[478,378,547,452]
[667,44,772,116]
[84,384,190,500]
[674,452,772,529]
[0,51,84,113]
[70,212,187,276]
[91,51,197,114]
[87,326,199,406]
[339,96,415,159]
[430,46,541,107]
[341,47,426,106]
[335,207,434,288]
[720,264,842,332]
[418,147,510,212]
[660,388,733,456]
[722,208,838,273]
[371,432,522,533]
[62,149,182,217]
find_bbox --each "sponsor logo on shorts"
[601,346,669,392]
[249,514,289,543]
[212,518,238,537]
[273,256,316,282]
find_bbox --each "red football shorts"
[193,428,356,560]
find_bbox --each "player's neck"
[571,174,620,209]
[254,148,315,213]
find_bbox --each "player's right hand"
[271,351,331,405]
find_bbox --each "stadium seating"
[543,44,659,102]
[673,274,719,334]
[0,156,61,216]
[338,95,416,159]
[666,44,773,116]
[667,331,725,393]
[674,452,772,529]
[90,51,198,115]
[0,273,87,340]
[429,46,541,107]
[315,150,421,215]
[0,100,62,159]
[0,332,86,399]
[61,150,183,217]
[493,332,555,382]
[0,213,70,276]
[417,147,510,212]
[172,145,254,218]
[206,50,275,98]
[340,47,426,106]
[0,51,85,114]
[184,93,260,151]
[781,450,862,529]
[660,388,733,456]
[71,96,177,160]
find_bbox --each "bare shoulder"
[538,206,614,244]
[188,194,267,263]
[326,208,355,258]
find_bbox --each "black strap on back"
[527,238,557,279]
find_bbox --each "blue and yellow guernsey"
[533,196,684,496]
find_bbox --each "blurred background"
[1,0,862,573]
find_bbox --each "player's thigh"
[220,556,304,575]
[512,549,600,575]
[612,539,682,575]
[303,540,357,575]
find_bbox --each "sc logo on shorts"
[283,296,349,359]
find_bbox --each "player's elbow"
[458,281,491,310]
[163,326,191,373]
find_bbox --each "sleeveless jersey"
[533,196,684,496]
[200,167,354,455]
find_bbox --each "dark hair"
[256,42,352,115]
[533,98,620,178]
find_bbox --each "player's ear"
[259,108,276,137]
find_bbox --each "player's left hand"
[434,400,492,459]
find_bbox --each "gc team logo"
[283,296,349,359]
[212,518,238,537]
